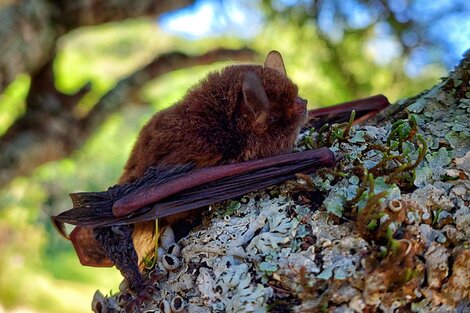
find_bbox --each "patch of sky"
[318,1,345,42]
[159,0,469,74]
[338,0,376,29]
[159,0,262,39]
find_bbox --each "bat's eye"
[270,116,278,124]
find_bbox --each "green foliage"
[0,75,29,135]
[0,10,450,313]
[252,18,443,107]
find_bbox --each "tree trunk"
[93,52,470,312]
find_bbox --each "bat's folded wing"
[307,94,389,128]
[51,148,335,267]
[52,148,335,229]
[50,94,387,268]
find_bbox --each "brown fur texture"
[97,52,308,289]
[119,64,307,184]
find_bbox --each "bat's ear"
[69,226,114,267]
[242,71,269,126]
[264,50,287,76]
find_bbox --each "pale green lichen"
[445,130,470,157]
[97,54,470,313]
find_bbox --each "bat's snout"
[296,96,308,107]
[293,96,308,118]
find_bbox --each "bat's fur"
[119,65,306,184]
[93,52,308,290]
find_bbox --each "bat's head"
[234,50,308,160]
[177,50,308,164]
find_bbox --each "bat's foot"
[130,275,145,293]
[118,269,167,312]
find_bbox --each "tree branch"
[0,0,195,92]
[51,0,195,30]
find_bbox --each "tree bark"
[92,51,470,313]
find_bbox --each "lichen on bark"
[93,52,470,313]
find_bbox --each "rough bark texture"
[93,53,470,312]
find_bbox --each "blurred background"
[0,0,468,312]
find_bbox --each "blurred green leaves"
[0,8,452,313]
[0,75,29,135]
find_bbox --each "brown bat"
[52,50,389,290]
[54,51,310,290]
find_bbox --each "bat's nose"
[296,97,308,107]
[292,96,308,117]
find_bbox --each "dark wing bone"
[307,94,389,128]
